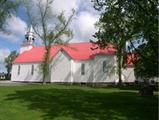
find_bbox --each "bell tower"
[20,25,35,53]
[25,25,35,45]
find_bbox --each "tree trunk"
[42,60,48,84]
[43,73,46,84]
[42,46,51,84]
[7,69,11,80]
[117,49,122,86]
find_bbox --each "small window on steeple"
[26,36,28,40]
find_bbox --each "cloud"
[0,0,99,45]
[0,48,11,72]
[53,0,78,17]
[0,48,10,63]
[0,33,18,42]
[22,0,99,43]
[71,11,99,42]
[77,0,98,15]
[29,0,78,19]
[0,64,6,73]
[6,15,27,35]
[50,0,99,42]
[0,15,27,43]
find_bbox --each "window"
[31,65,34,75]
[103,61,107,72]
[18,65,20,75]
[81,63,85,75]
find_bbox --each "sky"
[0,0,100,72]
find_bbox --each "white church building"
[11,26,135,83]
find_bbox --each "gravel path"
[0,80,32,86]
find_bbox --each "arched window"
[18,65,20,75]
[31,65,34,75]
[81,63,85,75]
[103,61,107,72]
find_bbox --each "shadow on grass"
[92,84,158,91]
[6,87,158,120]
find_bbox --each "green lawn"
[0,84,158,120]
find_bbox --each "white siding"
[72,55,117,83]
[93,55,117,83]
[11,63,43,82]
[11,53,137,83]
[72,60,93,83]
[50,50,71,82]
[122,67,136,82]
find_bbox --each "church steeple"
[20,25,35,53]
[25,25,35,45]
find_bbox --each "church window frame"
[18,65,20,75]
[81,63,85,75]
[103,61,107,73]
[31,65,34,75]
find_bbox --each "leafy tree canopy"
[92,0,158,80]
[5,50,18,79]
[0,0,19,31]
[23,0,74,83]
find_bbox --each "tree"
[134,44,158,81]
[4,51,18,80]
[0,0,19,31]
[91,0,135,85]
[23,0,74,83]
[92,0,158,86]
[127,0,158,82]
[134,43,158,96]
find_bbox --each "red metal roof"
[13,42,116,63]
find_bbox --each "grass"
[0,84,158,120]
